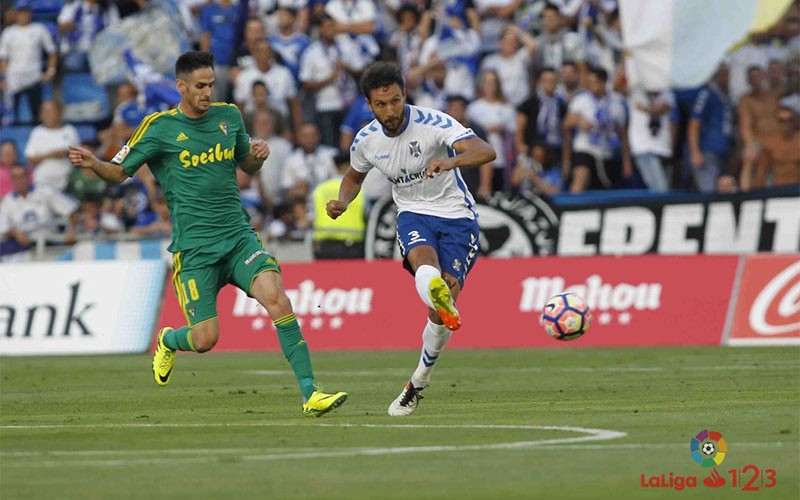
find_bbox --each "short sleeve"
[113,113,163,176]
[0,30,10,59]
[299,47,316,82]
[349,139,373,173]
[231,106,251,163]
[0,197,12,235]
[23,128,43,159]
[38,24,56,54]
[432,111,476,149]
[199,5,213,33]
[283,69,298,98]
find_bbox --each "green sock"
[274,313,315,400]
[162,326,195,352]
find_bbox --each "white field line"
[243,362,799,377]
[0,423,626,467]
[2,441,796,459]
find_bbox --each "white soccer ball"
[702,442,716,455]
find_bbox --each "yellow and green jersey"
[111,103,252,252]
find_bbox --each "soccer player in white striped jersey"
[326,62,496,416]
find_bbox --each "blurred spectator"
[767,59,787,95]
[388,5,422,78]
[688,64,734,193]
[1,140,27,199]
[415,14,481,101]
[68,152,109,202]
[324,0,380,66]
[628,88,675,192]
[0,1,57,125]
[446,94,491,196]
[266,196,309,242]
[231,17,267,82]
[268,7,311,84]
[716,174,739,194]
[200,0,241,101]
[252,109,293,213]
[563,66,630,193]
[234,39,301,133]
[281,123,337,199]
[339,94,374,151]
[480,24,538,106]
[558,60,581,102]
[57,0,120,72]
[241,80,289,137]
[534,3,585,73]
[0,164,78,256]
[24,101,80,192]
[129,189,172,238]
[98,83,156,160]
[311,151,365,259]
[516,67,566,173]
[738,66,780,185]
[728,33,786,103]
[123,49,181,110]
[408,56,449,110]
[237,168,265,229]
[466,70,516,193]
[252,0,310,35]
[112,178,149,230]
[473,0,521,54]
[72,193,122,238]
[752,107,800,189]
[300,15,351,147]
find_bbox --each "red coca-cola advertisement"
[157,255,739,351]
[727,254,800,346]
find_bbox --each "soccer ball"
[702,442,716,455]
[541,292,592,341]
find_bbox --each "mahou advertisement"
[157,255,740,351]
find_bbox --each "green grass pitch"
[1,346,798,499]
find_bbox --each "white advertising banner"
[0,261,166,355]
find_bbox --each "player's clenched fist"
[326,200,348,219]
[249,139,271,160]
[425,158,455,178]
[69,145,98,169]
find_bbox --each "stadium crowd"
[0,0,798,258]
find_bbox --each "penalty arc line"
[0,423,626,467]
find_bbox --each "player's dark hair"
[175,51,215,79]
[360,62,404,100]
[589,66,609,82]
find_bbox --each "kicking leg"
[407,245,461,330]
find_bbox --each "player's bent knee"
[190,324,220,353]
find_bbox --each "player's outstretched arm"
[327,167,367,220]
[68,146,130,184]
[425,136,496,178]
[239,139,271,174]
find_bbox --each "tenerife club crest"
[219,122,228,135]
[408,140,421,158]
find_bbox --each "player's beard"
[380,106,406,136]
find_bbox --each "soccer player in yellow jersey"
[68,51,347,417]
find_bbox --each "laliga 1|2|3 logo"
[640,430,777,492]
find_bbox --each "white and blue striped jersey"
[350,105,477,219]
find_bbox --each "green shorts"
[171,230,280,326]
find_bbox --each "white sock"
[414,265,440,310]
[411,319,452,389]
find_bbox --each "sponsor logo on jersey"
[176,132,189,141]
[111,145,130,165]
[408,140,421,158]
[179,142,236,168]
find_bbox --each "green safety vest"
[311,177,366,242]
